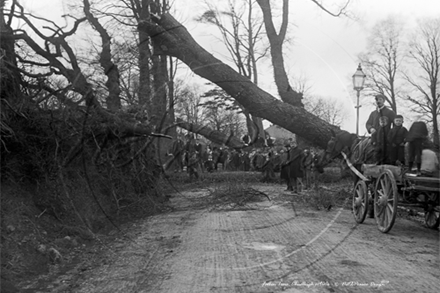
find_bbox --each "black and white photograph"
[1,0,439,292]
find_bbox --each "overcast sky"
[20,0,440,134]
[174,0,440,133]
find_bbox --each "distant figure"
[184,135,199,179]
[187,151,200,179]
[204,146,214,172]
[260,151,277,182]
[165,138,184,172]
[302,148,314,190]
[405,121,429,176]
[366,94,396,135]
[372,116,390,165]
[280,142,304,193]
[387,114,408,165]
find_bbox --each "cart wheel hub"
[378,195,387,206]
[354,197,362,207]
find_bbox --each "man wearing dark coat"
[280,142,304,193]
[365,94,396,135]
[302,148,314,190]
[366,94,396,164]
[164,138,184,172]
[387,114,408,165]
[184,135,199,179]
[405,121,429,175]
[373,116,390,164]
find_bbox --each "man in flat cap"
[365,94,396,164]
[365,94,396,136]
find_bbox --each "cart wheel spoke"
[353,181,368,224]
[376,204,385,217]
[374,170,398,233]
[382,177,389,192]
[387,203,394,214]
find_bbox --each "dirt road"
[22,184,439,293]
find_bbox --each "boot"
[407,162,413,172]
[416,163,422,176]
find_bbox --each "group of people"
[279,138,319,193]
[166,135,245,179]
[366,94,429,175]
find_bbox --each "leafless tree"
[196,0,268,141]
[304,96,347,127]
[256,0,351,108]
[404,17,440,147]
[359,16,406,113]
[138,13,344,148]
[173,80,206,126]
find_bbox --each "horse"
[317,129,375,182]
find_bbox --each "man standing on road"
[302,148,314,190]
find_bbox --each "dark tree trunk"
[256,0,303,107]
[137,1,152,111]
[138,14,340,148]
[0,5,21,104]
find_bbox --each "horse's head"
[317,129,357,168]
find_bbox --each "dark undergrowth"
[1,107,168,292]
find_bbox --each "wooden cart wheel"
[374,170,398,233]
[424,207,439,229]
[353,180,368,223]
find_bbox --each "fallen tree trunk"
[176,119,245,149]
[138,13,341,149]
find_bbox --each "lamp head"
[352,63,366,91]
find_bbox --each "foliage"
[200,87,247,136]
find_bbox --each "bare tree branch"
[83,0,121,111]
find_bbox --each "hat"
[375,94,386,101]
[395,114,403,119]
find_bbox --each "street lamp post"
[352,64,366,136]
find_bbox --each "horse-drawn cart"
[352,163,440,233]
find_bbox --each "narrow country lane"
[25,185,439,293]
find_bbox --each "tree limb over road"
[138,14,341,148]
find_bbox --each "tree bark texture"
[137,1,152,111]
[0,5,22,104]
[84,0,121,111]
[138,14,339,148]
[256,0,304,107]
